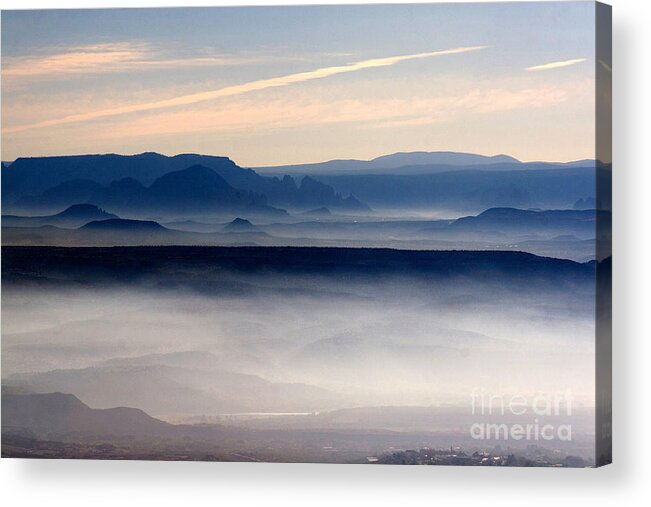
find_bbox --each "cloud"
[525,58,587,71]
[82,83,577,141]
[368,86,572,129]
[2,43,148,78]
[1,42,282,89]
[2,46,487,134]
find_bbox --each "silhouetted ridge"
[443,207,607,238]
[302,207,331,216]
[55,204,116,220]
[1,203,119,228]
[308,167,597,209]
[223,217,258,232]
[476,207,537,218]
[257,151,535,174]
[369,151,521,168]
[81,218,167,231]
[12,178,101,212]
[2,246,595,290]
[2,392,171,437]
[2,153,369,214]
[89,177,147,209]
[150,165,230,192]
[3,152,238,194]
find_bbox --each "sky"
[1,3,597,166]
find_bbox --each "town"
[374,447,591,467]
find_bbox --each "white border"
[1,1,649,506]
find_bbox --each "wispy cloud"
[369,86,573,129]
[83,83,578,141]
[2,43,147,78]
[525,58,587,71]
[1,42,280,86]
[3,46,487,134]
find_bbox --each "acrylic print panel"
[1,2,611,467]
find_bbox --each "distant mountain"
[255,152,597,181]
[302,207,331,216]
[2,152,238,197]
[12,179,102,214]
[84,165,285,218]
[288,176,369,212]
[2,204,118,228]
[2,392,171,437]
[161,220,220,233]
[89,177,148,211]
[56,204,114,221]
[5,361,338,416]
[100,350,268,373]
[150,165,261,211]
[3,221,280,248]
[447,207,605,236]
[573,197,597,209]
[254,152,602,211]
[313,167,599,211]
[81,218,168,232]
[255,151,596,175]
[223,217,258,233]
[370,151,520,168]
[2,153,368,215]
[1,150,606,221]
[410,207,609,245]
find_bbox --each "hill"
[2,153,368,215]
[2,152,238,196]
[12,179,102,213]
[255,150,590,175]
[301,207,332,217]
[2,204,118,228]
[80,218,168,232]
[5,359,338,416]
[443,207,608,238]
[82,165,282,217]
[370,151,520,168]
[223,217,259,232]
[1,246,596,291]
[313,167,600,211]
[2,392,172,437]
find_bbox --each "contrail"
[525,58,587,72]
[3,46,487,134]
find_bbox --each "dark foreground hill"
[1,245,596,291]
[2,392,171,437]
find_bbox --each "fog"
[2,268,596,421]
